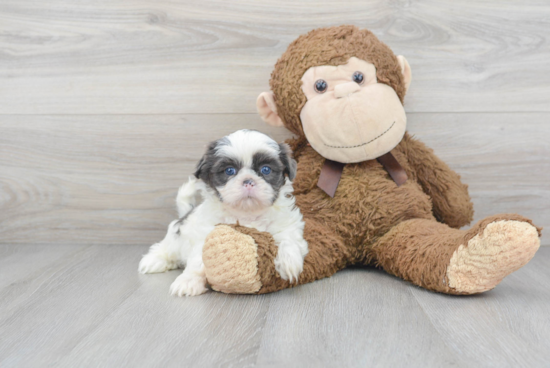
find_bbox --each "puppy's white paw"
[274,247,304,283]
[170,273,208,297]
[139,253,169,274]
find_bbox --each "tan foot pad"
[203,225,262,294]
[447,220,540,294]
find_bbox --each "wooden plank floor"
[0,244,549,368]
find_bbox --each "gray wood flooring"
[1,0,550,367]
[0,244,549,368]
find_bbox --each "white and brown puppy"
[139,129,308,296]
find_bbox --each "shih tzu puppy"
[139,129,308,296]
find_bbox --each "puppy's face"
[194,130,297,212]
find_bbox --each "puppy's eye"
[261,166,272,175]
[314,79,327,93]
[352,71,364,84]
[225,167,236,176]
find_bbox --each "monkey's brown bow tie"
[317,152,408,198]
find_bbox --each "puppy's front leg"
[170,248,208,297]
[273,231,309,284]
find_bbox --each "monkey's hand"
[400,133,474,228]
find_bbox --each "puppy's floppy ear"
[194,140,218,180]
[194,156,206,179]
[279,143,297,181]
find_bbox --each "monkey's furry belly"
[295,160,435,247]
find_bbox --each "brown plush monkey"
[201,25,541,295]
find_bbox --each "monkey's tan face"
[299,57,407,163]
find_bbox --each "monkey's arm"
[399,133,474,228]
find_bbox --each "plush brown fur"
[201,25,541,295]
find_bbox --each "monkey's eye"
[314,79,328,93]
[352,71,364,84]
[261,166,272,175]
[225,167,236,176]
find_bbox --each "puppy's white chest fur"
[222,215,271,231]
[218,205,279,232]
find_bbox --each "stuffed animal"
[200,25,541,295]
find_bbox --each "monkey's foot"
[447,220,540,294]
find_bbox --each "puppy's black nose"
[243,179,255,188]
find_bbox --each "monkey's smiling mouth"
[323,121,396,149]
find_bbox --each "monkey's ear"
[256,92,284,127]
[397,55,412,93]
